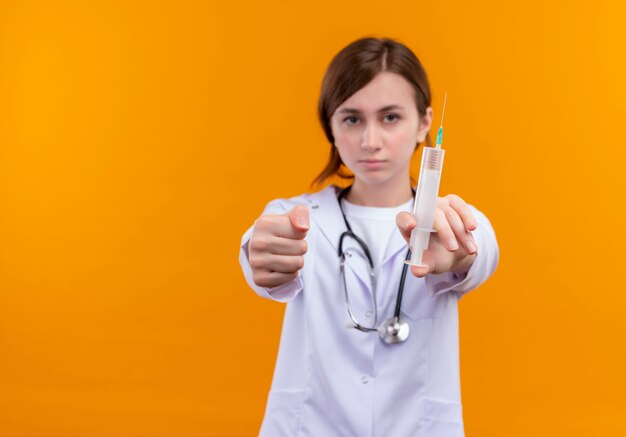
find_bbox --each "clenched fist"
[248,205,310,288]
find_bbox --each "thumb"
[287,205,310,233]
[410,251,435,278]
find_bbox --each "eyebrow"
[337,104,404,114]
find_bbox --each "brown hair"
[313,37,432,186]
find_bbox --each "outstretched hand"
[396,194,478,278]
[248,205,310,288]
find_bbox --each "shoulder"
[261,185,340,215]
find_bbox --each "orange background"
[1,1,625,435]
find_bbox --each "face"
[330,72,432,188]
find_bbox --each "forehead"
[336,72,416,113]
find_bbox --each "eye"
[383,113,400,123]
[342,115,360,125]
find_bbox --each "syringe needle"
[435,93,448,149]
[440,93,448,129]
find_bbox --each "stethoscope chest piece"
[378,316,410,344]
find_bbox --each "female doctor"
[239,37,499,437]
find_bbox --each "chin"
[354,173,392,186]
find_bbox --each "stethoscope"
[337,186,414,345]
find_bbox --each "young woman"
[239,37,499,437]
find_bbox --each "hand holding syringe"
[399,94,479,272]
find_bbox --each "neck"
[346,175,413,207]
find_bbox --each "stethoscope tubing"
[337,186,413,322]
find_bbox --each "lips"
[359,159,387,170]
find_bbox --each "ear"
[416,106,433,143]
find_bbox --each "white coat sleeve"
[424,204,499,298]
[238,198,306,303]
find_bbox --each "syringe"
[406,94,448,267]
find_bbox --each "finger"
[447,194,477,231]
[255,215,307,240]
[287,205,310,232]
[255,254,305,274]
[433,207,459,252]
[253,271,298,288]
[443,206,477,255]
[250,235,308,256]
[410,250,435,278]
[396,211,417,243]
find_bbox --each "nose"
[361,123,382,152]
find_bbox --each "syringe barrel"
[407,147,445,266]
